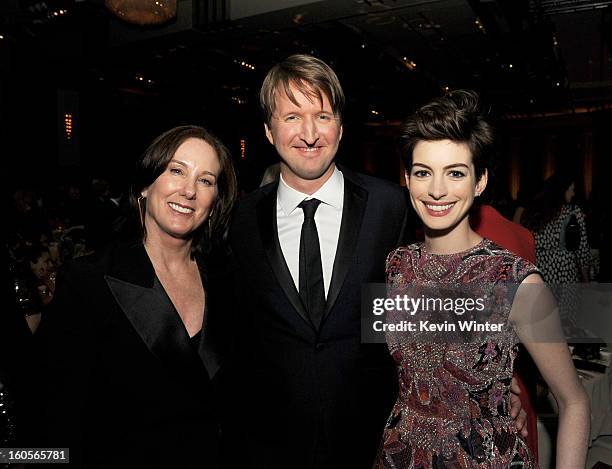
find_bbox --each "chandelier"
[105,0,177,26]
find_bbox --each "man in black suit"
[227,54,409,468]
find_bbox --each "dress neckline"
[420,238,489,257]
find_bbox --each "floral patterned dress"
[374,239,539,469]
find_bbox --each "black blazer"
[37,242,226,468]
[227,168,408,469]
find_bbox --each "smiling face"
[141,137,220,242]
[264,82,342,194]
[406,139,487,234]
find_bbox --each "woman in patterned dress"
[521,174,591,334]
[522,172,591,284]
[374,91,589,468]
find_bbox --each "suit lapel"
[106,275,207,377]
[257,184,312,327]
[198,329,221,380]
[104,244,212,384]
[197,267,222,380]
[325,171,368,318]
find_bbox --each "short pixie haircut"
[400,90,494,180]
[129,125,237,257]
[260,54,345,126]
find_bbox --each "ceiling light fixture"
[234,60,255,71]
[474,17,486,33]
[105,0,177,26]
[403,58,417,70]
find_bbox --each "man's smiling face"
[264,81,342,194]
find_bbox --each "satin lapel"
[105,275,208,385]
[325,174,368,318]
[197,267,221,380]
[198,324,221,380]
[257,184,312,327]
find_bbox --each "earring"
[137,196,146,228]
[208,210,214,236]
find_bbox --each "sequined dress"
[374,239,539,469]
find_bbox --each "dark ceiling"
[1,0,611,185]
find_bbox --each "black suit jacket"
[37,242,225,468]
[227,167,408,468]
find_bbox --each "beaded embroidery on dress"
[373,239,539,469]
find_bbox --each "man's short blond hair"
[260,54,345,126]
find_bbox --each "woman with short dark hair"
[374,91,589,469]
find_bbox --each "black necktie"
[298,199,325,329]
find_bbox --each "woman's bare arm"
[511,273,590,469]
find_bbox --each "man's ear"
[264,123,274,145]
[339,124,343,142]
[475,169,488,196]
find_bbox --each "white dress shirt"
[276,167,344,298]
